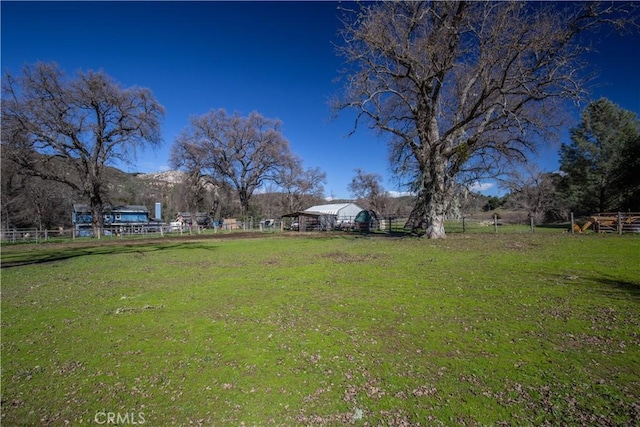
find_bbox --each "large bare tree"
[169,139,220,227]
[1,152,78,230]
[277,156,327,212]
[335,1,637,238]
[1,62,164,236]
[171,109,294,218]
[501,164,566,224]
[349,168,387,213]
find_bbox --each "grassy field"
[1,232,638,426]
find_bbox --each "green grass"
[1,233,639,425]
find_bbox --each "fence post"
[570,212,575,234]
[494,214,498,234]
[618,212,623,235]
[462,216,466,233]
[530,216,535,233]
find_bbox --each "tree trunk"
[408,187,447,239]
[88,174,105,239]
[421,149,448,239]
[190,210,198,234]
[91,201,103,239]
[239,188,250,228]
[421,187,447,239]
[425,203,446,239]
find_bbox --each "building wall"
[104,212,149,225]
[72,206,149,228]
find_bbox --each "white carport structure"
[304,203,363,229]
[305,203,363,222]
[281,202,364,232]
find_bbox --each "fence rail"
[1,226,174,244]
[0,221,280,244]
[1,228,69,244]
[3,212,639,244]
[590,212,640,234]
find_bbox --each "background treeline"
[0,156,478,230]
[3,158,637,232]
[2,96,638,230]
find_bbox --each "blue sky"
[2,1,639,199]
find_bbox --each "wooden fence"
[588,212,640,234]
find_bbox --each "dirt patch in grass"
[321,251,385,264]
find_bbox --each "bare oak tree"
[169,139,220,227]
[348,168,387,213]
[171,110,294,218]
[1,62,164,236]
[278,156,327,212]
[501,164,566,224]
[1,151,78,230]
[335,1,637,238]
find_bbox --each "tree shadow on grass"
[549,273,640,302]
[0,240,218,268]
[589,276,640,302]
[554,273,640,302]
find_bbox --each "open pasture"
[1,233,639,425]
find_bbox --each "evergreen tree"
[559,98,640,214]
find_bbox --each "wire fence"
[0,220,283,245]
[0,221,550,244]
[2,212,638,245]
[0,225,200,244]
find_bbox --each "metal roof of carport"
[303,203,362,216]
[281,210,336,218]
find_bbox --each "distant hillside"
[135,170,186,186]
[2,154,523,229]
